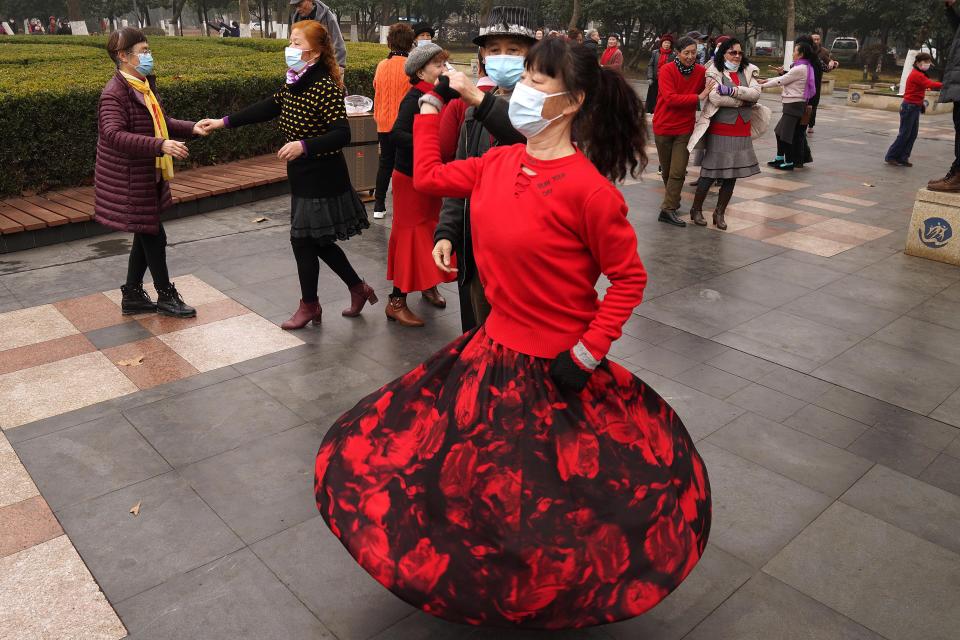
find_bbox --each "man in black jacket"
[930,0,960,192]
[431,6,535,332]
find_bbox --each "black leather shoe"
[155,283,196,318]
[658,210,687,227]
[120,284,156,315]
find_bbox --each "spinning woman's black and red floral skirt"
[315,328,711,629]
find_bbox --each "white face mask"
[724,60,739,71]
[508,82,569,138]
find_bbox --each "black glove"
[433,74,461,103]
[549,349,594,393]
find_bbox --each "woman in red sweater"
[652,36,715,226]
[885,53,943,167]
[315,38,710,628]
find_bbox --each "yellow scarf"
[121,72,174,181]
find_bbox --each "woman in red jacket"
[885,53,943,167]
[652,36,715,227]
[95,27,203,318]
[315,38,710,629]
[384,42,457,327]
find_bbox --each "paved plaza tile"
[0,93,959,638]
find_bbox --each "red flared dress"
[315,113,711,629]
[386,81,456,293]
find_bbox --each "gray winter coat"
[290,1,346,68]
[940,3,960,103]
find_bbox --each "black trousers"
[126,223,170,288]
[374,132,396,211]
[292,242,361,303]
[952,103,960,172]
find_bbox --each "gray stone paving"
[2,91,960,638]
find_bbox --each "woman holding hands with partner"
[96,27,208,318]
[198,21,376,330]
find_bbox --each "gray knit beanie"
[404,42,444,78]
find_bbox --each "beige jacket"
[688,63,768,151]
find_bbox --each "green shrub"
[0,36,386,197]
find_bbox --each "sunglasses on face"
[727,51,743,57]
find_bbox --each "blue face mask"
[484,55,524,89]
[134,51,153,75]
[724,60,739,71]
[285,46,310,71]
[508,82,569,138]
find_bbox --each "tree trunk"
[480,0,494,22]
[785,0,795,41]
[380,0,392,26]
[66,0,81,22]
[567,0,580,31]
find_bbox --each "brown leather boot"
[929,169,956,187]
[712,182,735,231]
[385,296,424,327]
[690,208,707,226]
[421,286,446,308]
[928,171,960,193]
[281,300,322,330]
[341,281,378,317]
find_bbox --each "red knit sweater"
[903,68,943,105]
[413,114,647,361]
[652,62,706,136]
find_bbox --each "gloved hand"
[716,83,735,97]
[433,75,461,103]
[549,348,596,393]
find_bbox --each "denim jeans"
[885,102,922,163]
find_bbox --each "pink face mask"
[919,63,932,72]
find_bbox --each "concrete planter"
[820,77,835,95]
[847,89,953,116]
[905,189,960,266]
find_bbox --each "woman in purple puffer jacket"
[95,27,204,318]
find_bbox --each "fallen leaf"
[117,356,145,367]
[130,501,141,516]
[252,216,269,223]
[862,182,875,187]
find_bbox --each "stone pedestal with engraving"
[905,189,960,266]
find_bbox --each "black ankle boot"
[121,284,156,315]
[658,210,687,227]
[155,283,196,318]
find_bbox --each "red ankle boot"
[342,281,379,317]
[281,300,322,330]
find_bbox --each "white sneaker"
[373,210,386,219]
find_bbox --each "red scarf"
[415,80,436,94]
[600,47,620,66]
[658,46,673,67]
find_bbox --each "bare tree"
[568,0,580,31]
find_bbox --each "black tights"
[292,242,361,303]
[126,224,170,288]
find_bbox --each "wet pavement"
[1,91,959,640]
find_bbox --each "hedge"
[0,36,386,197]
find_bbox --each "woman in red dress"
[315,38,711,629]
[385,42,457,327]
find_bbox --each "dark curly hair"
[713,37,750,73]
[524,37,648,182]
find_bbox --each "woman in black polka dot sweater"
[202,21,376,330]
